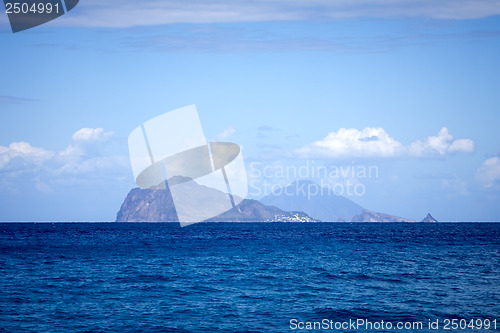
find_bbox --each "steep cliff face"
[115,187,178,222]
[116,176,236,222]
[351,209,416,222]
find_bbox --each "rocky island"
[116,179,436,223]
[421,213,438,222]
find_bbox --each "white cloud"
[0,142,54,170]
[408,127,474,157]
[8,142,53,159]
[72,128,114,143]
[54,0,500,28]
[476,157,500,187]
[296,127,404,158]
[449,139,475,153]
[296,127,474,159]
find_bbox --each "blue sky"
[1,0,500,221]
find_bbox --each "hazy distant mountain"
[421,213,438,223]
[116,178,419,223]
[260,180,363,222]
[204,199,319,222]
[116,179,317,222]
[351,209,416,222]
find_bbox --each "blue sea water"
[0,222,499,333]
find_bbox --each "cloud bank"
[57,0,500,28]
[0,128,127,192]
[408,127,474,157]
[0,142,55,171]
[296,127,474,159]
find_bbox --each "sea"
[0,222,499,333]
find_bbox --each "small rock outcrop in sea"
[421,213,438,223]
[351,209,416,222]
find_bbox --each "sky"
[1,0,500,221]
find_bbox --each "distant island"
[116,179,437,223]
[421,213,438,223]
